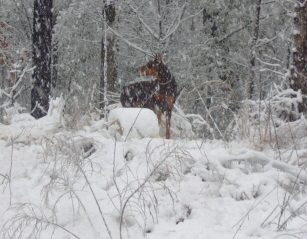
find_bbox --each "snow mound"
[0,98,65,143]
[170,112,194,139]
[108,108,160,139]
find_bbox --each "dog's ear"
[156,53,163,64]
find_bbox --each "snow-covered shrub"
[1,103,27,125]
[194,146,307,208]
[0,49,32,120]
[57,79,100,130]
[2,133,110,239]
[233,84,304,149]
[111,140,194,237]
[0,98,68,145]
[61,94,90,130]
[274,119,307,150]
[171,105,196,139]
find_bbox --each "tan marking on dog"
[166,96,175,107]
[155,92,164,101]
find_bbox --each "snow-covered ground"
[1,99,307,239]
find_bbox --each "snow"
[108,108,160,139]
[1,99,307,239]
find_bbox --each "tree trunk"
[157,0,163,39]
[290,1,307,116]
[100,1,117,114]
[247,0,261,99]
[31,0,53,119]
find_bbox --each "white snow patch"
[108,107,160,139]
[1,99,307,239]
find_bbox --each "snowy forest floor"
[1,100,307,239]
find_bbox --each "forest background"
[1,0,306,141]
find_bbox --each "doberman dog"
[120,54,177,139]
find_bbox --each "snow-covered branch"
[107,26,152,55]
[128,3,160,40]
[162,5,204,41]
[219,149,307,182]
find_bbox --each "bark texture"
[31,0,53,119]
[100,1,117,111]
[290,1,307,115]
